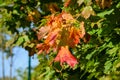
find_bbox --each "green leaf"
[114,28,120,35]
[97,9,114,18]
[28,43,35,48]
[116,2,120,8]
[97,28,102,36]
[23,35,30,42]
[13,10,19,15]
[86,60,94,70]
[86,50,96,60]
[84,0,92,5]
[109,47,118,54]
[104,61,112,74]
[16,37,24,46]
[40,19,47,27]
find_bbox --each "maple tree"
[0,0,120,79]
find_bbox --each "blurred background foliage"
[0,0,120,80]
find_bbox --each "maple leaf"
[36,43,50,54]
[68,22,85,47]
[79,21,85,38]
[45,29,60,46]
[62,12,74,21]
[54,46,78,68]
[37,26,50,40]
[77,0,84,6]
[81,6,95,19]
[68,27,80,47]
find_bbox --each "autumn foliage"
[1,0,120,79]
[36,11,88,67]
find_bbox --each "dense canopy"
[0,0,120,80]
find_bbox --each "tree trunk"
[10,48,13,80]
[28,56,31,80]
[2,51,5,80]
[1,31,5,80]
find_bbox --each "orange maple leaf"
[68,27,80,47]
[37,26,50,40]
[36,43,50,54]
[45,28,60,48]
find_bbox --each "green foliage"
[1,0,120,80]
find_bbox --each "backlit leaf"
[77,0,84,6]
[54,46,78,68]
[81,6,95,19]
[16,37,24,46]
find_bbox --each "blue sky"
[0,46,39,78]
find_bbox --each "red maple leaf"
[36,43,50,54]
[54,46,78,68]
[45,29,60,46]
